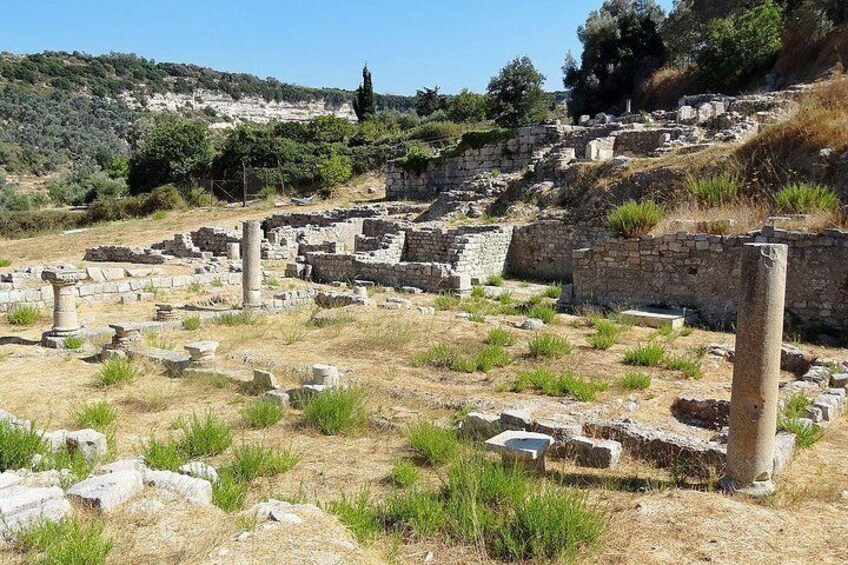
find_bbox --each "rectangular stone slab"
[485,430,554,461]
[617,307,697,329]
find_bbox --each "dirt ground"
[0,200,846,564]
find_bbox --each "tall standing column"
[242,220,262,310]
[721,243,788,496]
[41,268,88,336]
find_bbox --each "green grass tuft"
[302,387,369,436]
[407,421,458,466]
[470,286,486,298]
[686,172,741,206]
[543,284,562,299]
[528,334,572,358]
[390,459,420,488]
[474,344,512,372]
[0,257,11,268]
[14,517,113,565]
[214,310,264,326]
[242,398,285,428]
[623,342,666,366]
[619,372,652,390]
[142,436,186,471]
[96,357,139,387]
[225,443,299,482]
[665,354,703,379]
[175,411,233,457]
[527,303,556,324]
[485,275,505,287]
[486,328,516,347]
[211,471,249,512]
[607,200,663,238]
[181,315,201,331]
[383,488,447,537]
[72,400,117,431]
[775,182,840,214]
[0,421,45,471]
[512,368,606,401]
[326,488,382,544]
[6,305,40,326]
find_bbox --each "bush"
[447,89,488,123]
[225,443,299,481]
[302,387,369,435]
[391,459,420,488]
[686,172,741,206]
[96,357,139,387]
[608,200,663,238]
[242,398,285,429]
[316,153,353,190]
[528,334,572,358]
[588,319,625,350]
[6,304,40,326]
[181,315,201,331]
[72,400,117,431]
[407,121,465,143]
[491,488,605,562]
[774,183,840,214]
[175,411,232,457]
[0,421,45,471]
[587,333,615,350]
[407,421,458,466]
[142,437,185,471]
[486,328,516,347]
[326,488,382,543]
[623,343,666,366]
[665,354,703,379]
[528,303,557,324]
[63,336,85,350]
[619,372,652,390]
[486,57,549,127]
[212,472,249,512]
[15,517,113,565]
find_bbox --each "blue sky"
[2,0,675,95]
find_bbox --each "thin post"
[242,162,247,207]
[721,243,788,496]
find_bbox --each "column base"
[718,475,775,497]
[41,329,82,349]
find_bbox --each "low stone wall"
[572,228,848,330]
[0,272,241,313]
[306,252,464,292]
[190,227,238,255]
[506,220,610,282]
[84,246,167,264]
[403,228,455,263]
[448,226,513,284]
[385,124,566,200]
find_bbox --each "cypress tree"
[353,64,375,122]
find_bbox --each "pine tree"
[353,65,375,122]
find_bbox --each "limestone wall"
[385,124,566,200]
[190,227,239,255]
[506,220,611,282]
[305,252,463,292]
[448,226,514,284]
[572,228,848,330]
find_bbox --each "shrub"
[407,421,458,466]
[491,488,605,562]
[528,303,557,324]
[302,387,369,435]
[15,517,113,565]
[326,488,382,543]
[63,335,85,350]
[72,400,117,431]
[608,200,663,238]
[142,437,185,471]
[175,411,232,457]
[181,315,201,331]
[474,344,512,372]
[96,357,139,387]
[383,488,447,537]
[623,343,666,366]
[6,304,40,325]
[774,183,840,214]
[242,398,285,429]
[485,275,504,287]
[486,328,516,347]
[226,444,299,481]
[588,319,625,350]
[528,334,572,358]
[619,372,652,390]
[212,472,248,512]
[665,354,703,379]
[391,459,420,488]
[0,421,45,471]
[316,153,353,190]
[686,172,741,206]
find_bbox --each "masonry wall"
[572,228,848,330]
[305,252,461,292]
[506,220,611,282]
[449,226,514,284]
[385,124,567,200]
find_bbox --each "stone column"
[721,243,788,496]
[242,220,262,310]
[41,268,87,336]
[227,241,241,261]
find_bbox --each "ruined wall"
[385,124,566,200]
[448,226,514,284]
[403,228,455,263]
[506,220,611,282]
[572,228,848,330]
[305,252,462,292]
[190,227,238,255]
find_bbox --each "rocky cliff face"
[120,89,356,127]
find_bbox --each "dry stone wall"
[506,220,611,282]
[572,227,848,330]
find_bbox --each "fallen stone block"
[772,431,797,477]
[485,430,554,472]
[0,471,22,490]
[831,373,848,388]
[458,412,501,439]
[66,429,108,462]
[261,390,290,406]
[532,419,583,441]
[517,318,544,331]
[671,393,730,429]
[0,486,71,538]
[67,469,144,513]
[178,461,219,484]
[500,409,533,431]
[144,470,212,506]
[97,457,148,475]
[310,364,340,387]
[617,307,696,330]
[252,369,278,392]
[559,436,622,468]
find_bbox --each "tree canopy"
[486,57,549,127]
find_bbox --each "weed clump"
[302,387,369,435]
[96,357,139,387]
[6,305,40,326]
[528,334,572,358]
[623,343,666,366]
[407,421,458,466]
[608,200,663,238]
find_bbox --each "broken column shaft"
[242,220,262,310]
[722,243,788,496]
[41,268,87,336]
